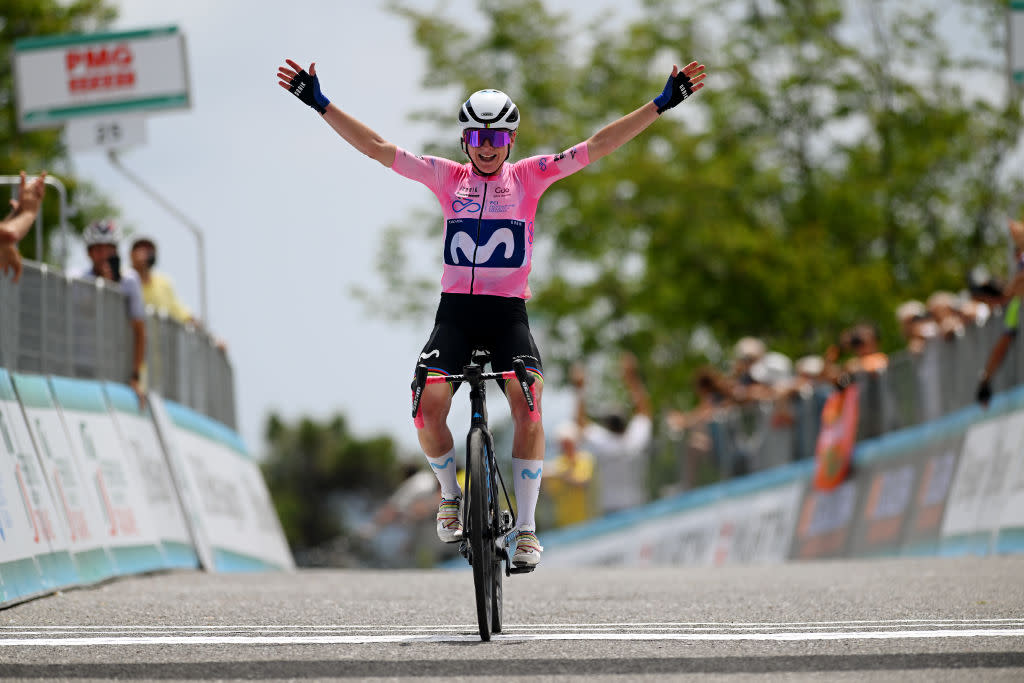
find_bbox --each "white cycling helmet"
[83,219,121,246]
[458,89,520,132]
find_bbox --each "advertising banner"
[790,478,860,559]
[901,438,961,556]
[542,478,804,568]
[941,418,1008,556]
[0,369,72,604]
[48,377,166,574]
[12,373,115,584]
[993,413,1024,553]
[104,383,198,569]
[847,455,919,557]
[152,397,292,571]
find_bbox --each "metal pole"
[106,149,209,326]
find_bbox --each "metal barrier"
[0,260,235,428]
[662,311,1024,491]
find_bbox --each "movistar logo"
[450,229,514,265]
[430,457,454,470]
[520,468,542,480]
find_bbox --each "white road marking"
[2,624,1024,646]
[2,630,1024,646]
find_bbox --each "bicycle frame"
[410,353,539,640]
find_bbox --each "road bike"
[411,350,539,641]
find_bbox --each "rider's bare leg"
[506,377,544,535]
[418,383,460,498]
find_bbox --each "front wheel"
[467,428,493,641]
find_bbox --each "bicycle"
[411,349,539,641]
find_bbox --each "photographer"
[74,220,147,405]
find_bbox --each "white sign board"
[64,115,147,152]
[13,26,190,131]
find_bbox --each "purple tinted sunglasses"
[463,129,513,147]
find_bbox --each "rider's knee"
[416,385,451,429]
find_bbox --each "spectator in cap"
[0,171,46,282]
[571,352,652,516]
[73,219,146,405]
[542,421,595,528]
[130,237,194,325]
[896,300,937,354]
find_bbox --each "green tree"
[372,0,1021,413]
[2,0,120,261]
[260,413,403,556]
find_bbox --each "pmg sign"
[13,26,190,130]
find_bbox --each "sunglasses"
[463,129,513,147]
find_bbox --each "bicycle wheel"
[489,451,503,634]
[467,428,493,641]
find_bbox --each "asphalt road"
[2,556,1024,681]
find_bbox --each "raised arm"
[585,62,706,163]
[277,60,396,167]
[0,171,47,282]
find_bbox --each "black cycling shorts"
[415,293,543,388]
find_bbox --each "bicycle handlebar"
[411,358,539,425]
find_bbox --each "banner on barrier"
[901,439,961,556]
[0,369,73,603]
[48,376,165,575]
[150,396,293,571]
[12,373,116,584]
[941,418,1007,555]
[993,413,1024,553]
[543,479,803,568]
[791,478,860,559]
[104,383,198,569]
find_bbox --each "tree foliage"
[2,0,120,261]
[376,0,1021,411]
[260,413,403,552]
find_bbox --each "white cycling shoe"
[436,497,463,543]
[512,530,543,567]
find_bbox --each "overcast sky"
[60,0,643,457]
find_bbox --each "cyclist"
[277,58,706,567]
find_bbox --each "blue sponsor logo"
[520,468,542,480]
[444,218,526,268]
[430,457,454,470]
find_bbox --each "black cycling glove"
[286,68,330,114]
[653,69,696,114]
[976,378,992,406]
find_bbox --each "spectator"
[896,300,937,354]
[841,323,888,375]
[729,337,777,402]
[542,422,595,527]
[74,220,146,405]
[665,365,734,490]
[0,171,46,282]
[572,352,653,516]
[129,237,194,325]
[926,291,965,341]
[976,218,1024,407]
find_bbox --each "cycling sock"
[426,448,461,499]
[512,457,543,532]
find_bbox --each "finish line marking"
[3,628,1024,646]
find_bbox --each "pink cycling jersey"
[392,143,590,299]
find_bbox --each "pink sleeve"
[391,147,459,194]
[518,142,591,198]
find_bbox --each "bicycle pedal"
[509,564,536,574]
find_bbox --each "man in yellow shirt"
[130,237,194,324]
[543,422,595,528]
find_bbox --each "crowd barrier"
[666,313,1024,486]
[529,383,1024,568]
[0,262,236,429]
[0,367,292,609]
